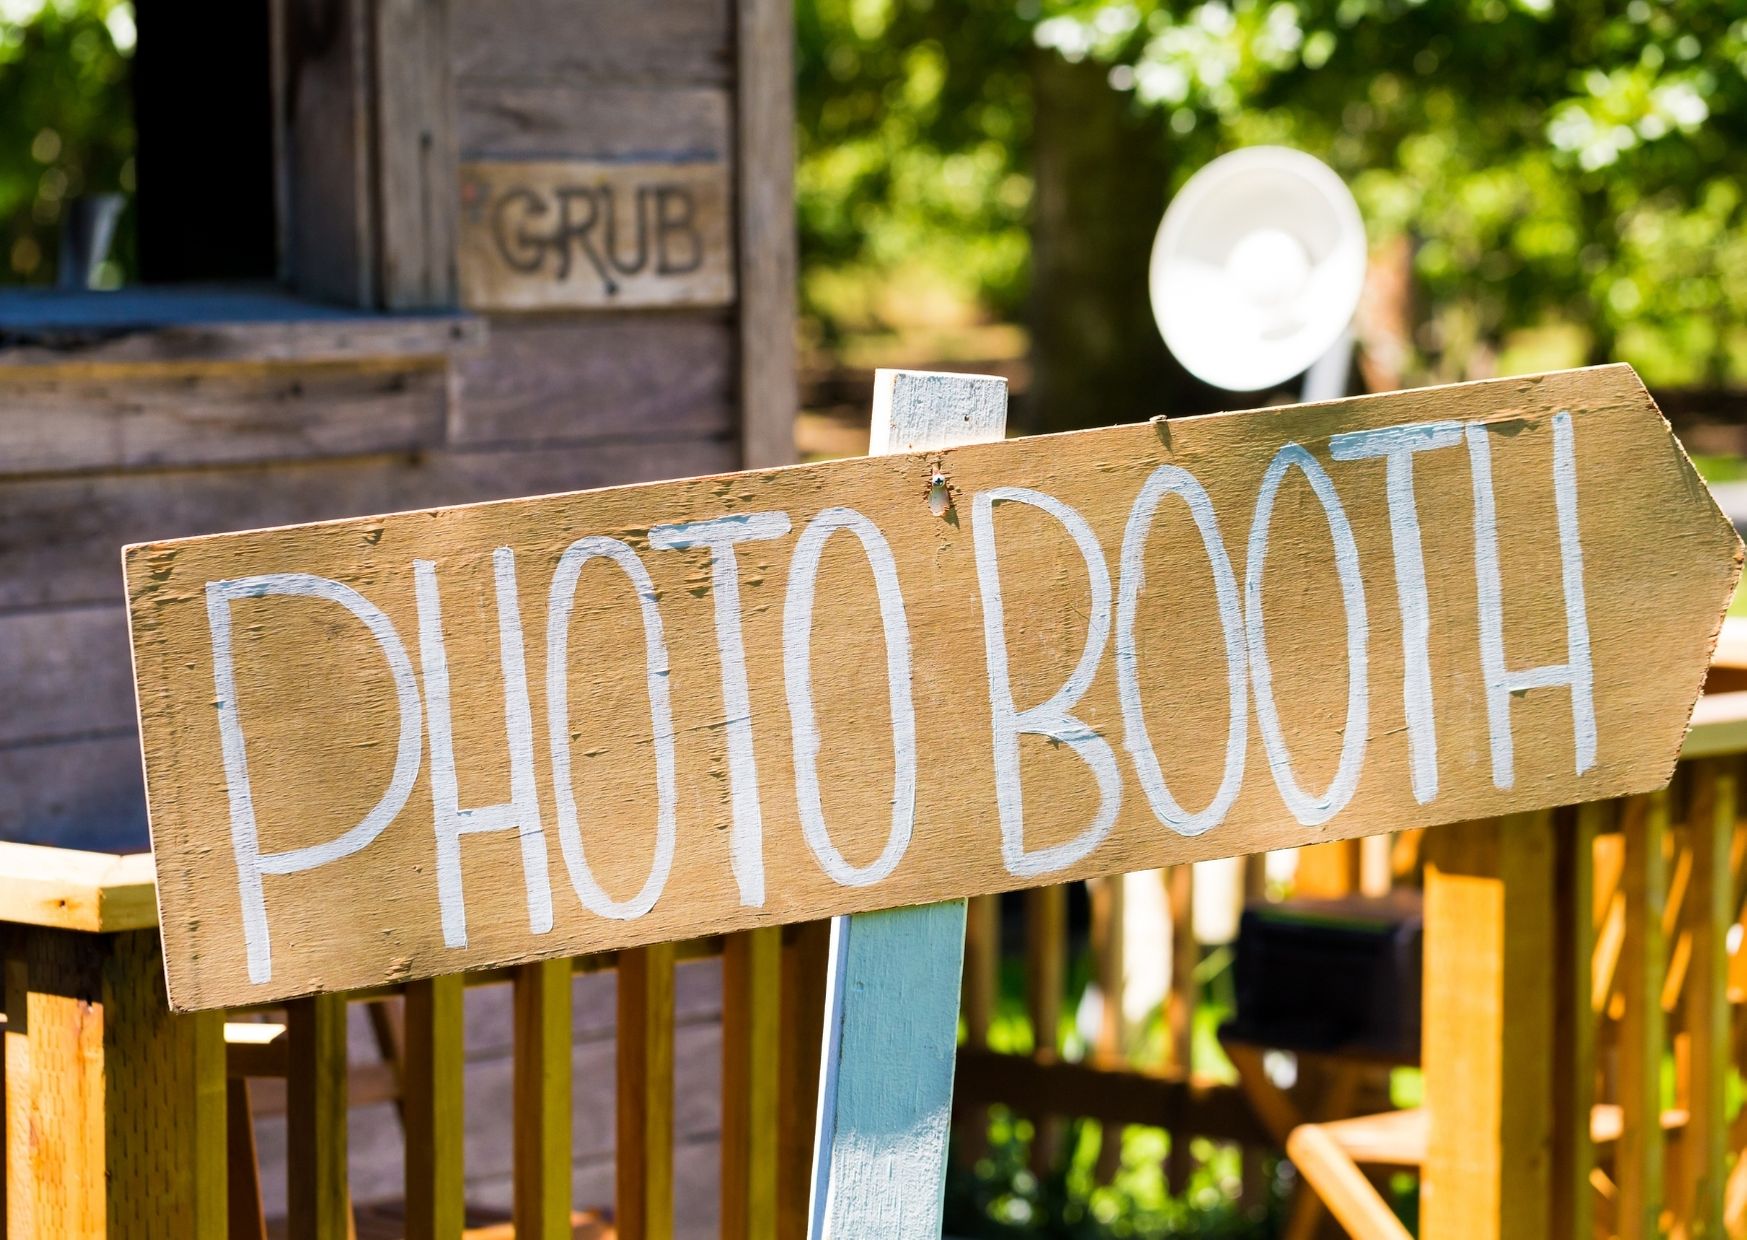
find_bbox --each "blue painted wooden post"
[808,369,1008,1238]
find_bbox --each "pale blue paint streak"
[810,901,968,1237]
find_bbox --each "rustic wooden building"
[0,0,794,1226]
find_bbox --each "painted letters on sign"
[125,365,1742,1010]
[458,159,734,311]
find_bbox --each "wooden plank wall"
[0,0,794,853]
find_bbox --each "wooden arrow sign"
[125,363,1741,1011]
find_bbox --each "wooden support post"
[372,0,458,309]
[1619,792,1668,1240]
[806,368,1006,1238]
[723,928,782,1240]
[403,974,465,1240]
[618,942,676,1240]
[1164,864,1196,1193]
[1683,763,1733,1239]
[5,928,225,1238]
[810,903,967,1236]
[778,920,831,1240]
[1552,804,1602,1240]
[1421,813,1557,1240]
[959,894,1000,1168]
[735,0,797,469]
[1025,883,1066,1177]
[228,1079,269,1240]
[513,958,572,1240]
[287,991,350,1240]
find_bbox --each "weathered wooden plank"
[123,365,1741,1010]
[3,948,29,1238]
[1682,762,1733,1237]
[10,929,225,1237]
[458,160,734,311]
[513,958,572,1239]
[1024,884,1066,1177]
[737,0,798,469]
[0,286,482,369]
[1421,813,1557,1240]
[286,992,351,1239]
[451,0,731,88]
[1618,792,1668,1240]
[0,844,155,932]
[0,734,149,852]
[451,315,734,448]
[456,84,729,161]
[404,974,467,1238]
[1551,803,1600,1240]
[277,0,376,305]
[374,0,460,310]
[721,928,780,1240]
[0,605,134,745]
[0,437,738,610]
[0,362,447,478]
[617,943,676,1239]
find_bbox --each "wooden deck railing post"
[723,927,782,1239]
[286,991,351,1240]
[403,974,466,1239]
[1619,791,1670,1239]
[1421,812,1557,1240]
[1683,760,1735,1237]
[513,957,573,1240]
[5,926,225,1238]
[618,943,676,1240]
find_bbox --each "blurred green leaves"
[799,0,1747,385]
[0,0,133,285]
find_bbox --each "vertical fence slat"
[1619,791,1668,1240]
[722,928,780,1240]
[777,920,830,1240]
[5,946,28,1239]
[1421,812,1556,1240]
[287,992,350,1240]
[513,958,573,1240]
[1024,884,1066,1176]
[618,942,676,1240]
[403,974,465,1240]
[1552,804,1601,1240]
[1684,761,1733,1237]
[228,1079,268,1240]
[1164,864,1197,1193]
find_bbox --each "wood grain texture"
[9,929,225,1237]
[458,160,734,311]
[512,958,572,1240]
[450,0,731,88]
[124,365,1741,1010]
[1618,792,1669,1239]
[403,974,466,1239]
[0,362,447,477]
[1682,761,1732,1238]
[278,0,376,306]
[457,84,730,162]
[617,942,676,1239]
[1421,813,1557,1240]
[6,436,737,610]
[373,0,460,310]
[776,920,830,1240]
[0,845,155,930]
[1551,803,1599,1240]
[736,0,798,469]
[286,992,350,1239]
[721,927,780,1240]
[0,286,481,369]
[450,314,734,448]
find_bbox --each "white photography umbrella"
[1150,146,1367,400]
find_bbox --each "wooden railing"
[955,656,1747,1240]
[0,854,834,1238]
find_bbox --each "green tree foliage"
[799,0,1747,385]
[0,0,134,286]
